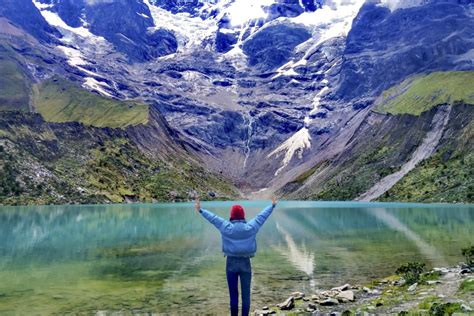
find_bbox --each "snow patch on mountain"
[144,0,218,51]
[379,0,426,11]
[56,46,87,66]
[32,0,104,41]
[85,0,115,5]
[83,77,113,97]
[271,0,364,79]
[225,0,274,26]
[268,127,312,175]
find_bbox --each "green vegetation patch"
[429,302,463,316]
[459,278,474,293]
[376,71,474,115]
[395,261,425,285]
[33,77,149,128]
[379,148,474,203]
[0,44,30,111]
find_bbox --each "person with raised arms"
[195,197,278,316]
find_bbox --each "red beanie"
[230,205,245,221]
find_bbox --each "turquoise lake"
[0,201,473,314]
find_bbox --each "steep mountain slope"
[0,111,239,205]
[0,0,473,204]
[0,25,240,205]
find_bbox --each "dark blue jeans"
[226,256,252,316]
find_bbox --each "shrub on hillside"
[395,262,425,285]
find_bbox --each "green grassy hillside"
[33,78,149,129]
[376,71,474,115]
[379,103,474,203]
[0,43,30,111]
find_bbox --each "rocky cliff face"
[0,0,473,204]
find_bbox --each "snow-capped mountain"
[1,0,473,202]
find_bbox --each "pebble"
[255,309,276,315]
[426,280,441,285]
[407,283,418,292]
[433,267,450,274]
[461,304,473,312]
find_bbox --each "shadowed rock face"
[243,24,312,70]
[0,0,61,43]
[84,1,178,62]
[336,2,474,100]
[9,0,178,63]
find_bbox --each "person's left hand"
[195,197,201,212]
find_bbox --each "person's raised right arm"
[195,197,228,230]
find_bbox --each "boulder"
[291,291,305,300]
[278,296,294,310]
[331,283,351,291]
[336,290,355,302]
[312,294,325,301]
[320,290,339,297]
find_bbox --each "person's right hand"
[272,196,278,206]
[195,197,201,212]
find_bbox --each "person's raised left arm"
[248,196,278,232]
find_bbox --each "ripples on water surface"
[0,201,472,314]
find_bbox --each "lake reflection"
[0,201,472,314]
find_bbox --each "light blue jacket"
[199,204,275,257]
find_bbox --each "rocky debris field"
[254,265,473,315]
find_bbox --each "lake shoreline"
[255,264,473,315]
[2,199,473,209]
